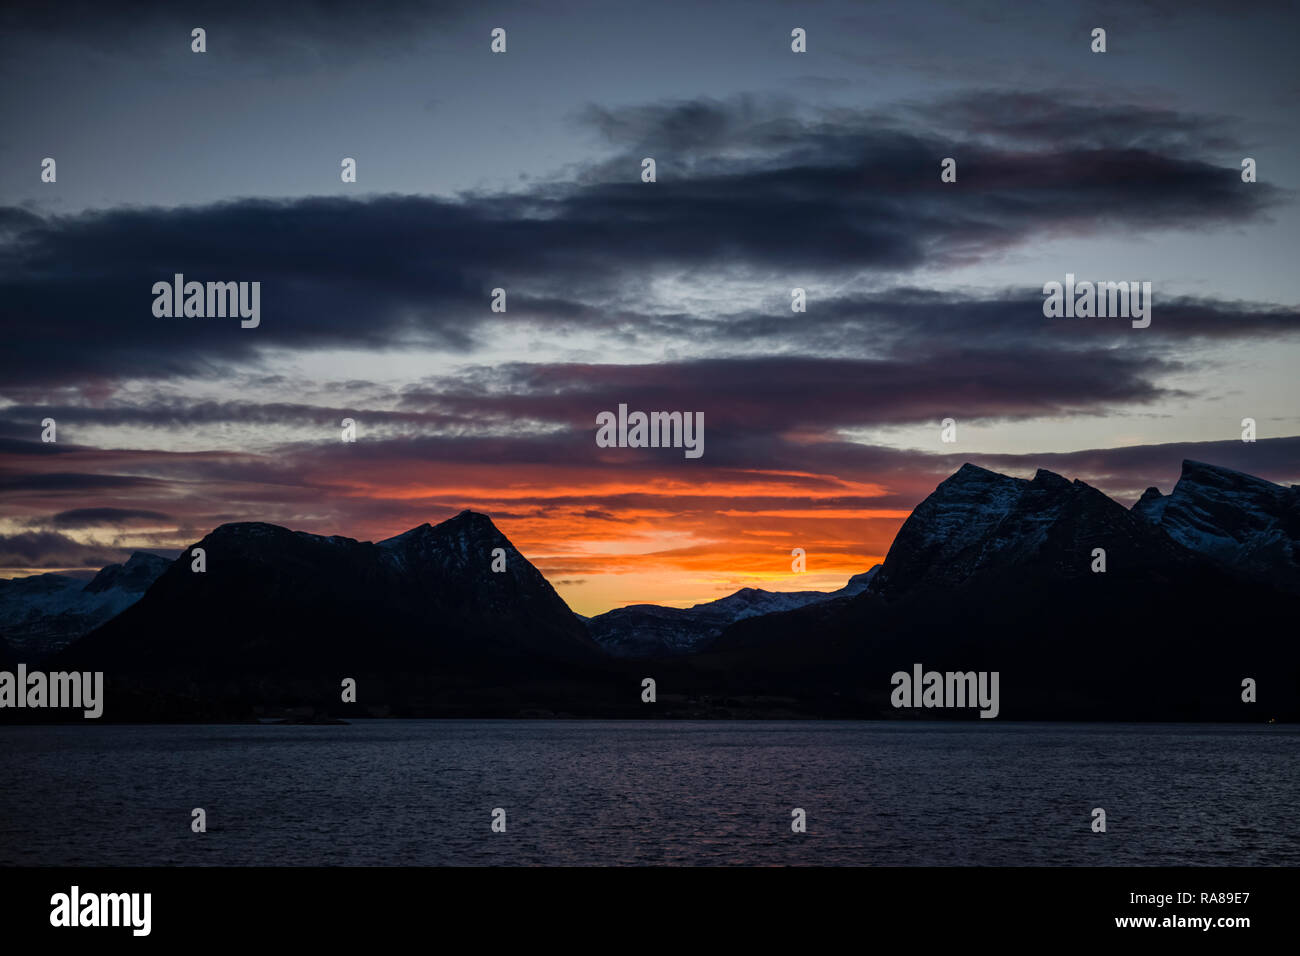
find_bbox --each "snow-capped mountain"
[0,551,170,657]
[1133,460,1300,592]
[376,511,582,633]
[16,459,1300,721]
[586,568,878,658]
[867,463,1190,599]
[711,460,1300,720]
[62,511,601,680]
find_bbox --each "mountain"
[587,568,877,658]
[55,511,616,718]
[20,460,1300,721]
[1133,460,1300,593]
[867,464,1192,599]
[83,551,172,594]
[0,552,170,658]
[700,461,1300,720]
[374,511,603,660]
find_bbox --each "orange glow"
[1,448,913,617]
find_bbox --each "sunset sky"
[2,0,1298,615]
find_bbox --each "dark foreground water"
[1,720,1295,866]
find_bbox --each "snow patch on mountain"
[870,462,1194,597]
[0,552,171,655]
[587,566,878,658]
[1133,460,1300,589]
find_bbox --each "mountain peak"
[380,512,501,549]
[949,462,1006,483]
[1182,458,1244,477]
[1031,468,1071,490]
[1178,459,1285,494]
[378,522,432,546]
[212,520,285,533]
[440,510,499,532]
[870,460,1187,598]
[82,551,170,594]
[1136,460,1298,586]
[1133,486,1168,522]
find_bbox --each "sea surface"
[1,720,1295,866]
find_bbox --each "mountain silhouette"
[55,511,615,719]
[702,461,1300,719]
[9,461,1298,721]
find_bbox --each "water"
[1,720,1295,866]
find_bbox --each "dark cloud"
[708,289,1300,354]
[1,92,1282,390]
[396,350,1180,433]
[0,530,123,568]
[0,472,167,492]
[0,437,80,455]
[48,507,173,528]
[906,90,1241,153]
[0,402,463,433]
[4,345,1178,438]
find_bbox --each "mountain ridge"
[704,458,1299,719]
[1132,459,1300,593]
[6,458,1297,720]
[0,551,170,656]
[586,568,878,657]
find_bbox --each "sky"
[1,0,1298,615]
